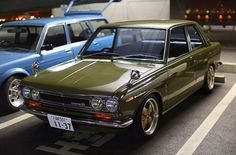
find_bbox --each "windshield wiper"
[114,54,158,60]
[80,51,120,59]
[125,54,158,59]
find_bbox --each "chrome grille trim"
[38,90,111,112]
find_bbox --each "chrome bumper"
[19,105,133,129]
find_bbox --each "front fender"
[0,68,30,86]
[120,88,164,121]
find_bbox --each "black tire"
[0,75,25,112]
[201,65,215,94]
[132,95,161,139]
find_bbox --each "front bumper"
[19,104,133,129]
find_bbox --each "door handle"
[169,72,177,77]
[65,49,72,53]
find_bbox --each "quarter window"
[68,21,92,43]
[187,25,204,50]
[43,25,67,48]
[169,26,189,59]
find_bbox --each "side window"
[169,26,189,59]
[68,21,92,43]
[19,27,28,43]
[187,25,204,50]
[90,19,107,30]
[43,25,67,48]
[27,27,42,50]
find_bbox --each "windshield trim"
[79,27,166,63]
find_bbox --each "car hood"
[0,50,33,65]
[23,59,163,96]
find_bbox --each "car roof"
[99,20,196,29]
[2,15,105,27]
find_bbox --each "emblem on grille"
[71,102,86,107]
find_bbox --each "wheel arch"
[131,89,163,138]
[134,90,163,117]
[0,68,30,87]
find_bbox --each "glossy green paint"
[99,20,196,30]
[22,59,157,96]
[20,20,221,130]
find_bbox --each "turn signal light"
[27,100,42,110]
[95,113,113,120]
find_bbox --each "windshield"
[82,27,166,61]
[0,26,43,51]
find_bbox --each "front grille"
[39,91,109,113]
[39,92,93,111]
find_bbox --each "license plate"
[47,114,74,131]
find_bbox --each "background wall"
[52,0,170,22]
[170,0,187,19]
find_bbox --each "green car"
[19,20,221,139]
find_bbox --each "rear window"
[0,26,43,50]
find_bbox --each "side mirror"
[41,44,54,51]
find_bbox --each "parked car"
[0,10,108,111]
[19,20,221,139]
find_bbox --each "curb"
[215,62,236,83]
[215,74,225,83]
[217,62,236,73]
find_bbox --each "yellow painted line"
[0,113,33,130]
[176,83,236,155]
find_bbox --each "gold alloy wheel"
[8,78,23,108]
[141,98,159,135]
[207,66,215,90]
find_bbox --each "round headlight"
[32,89,40,101]
[106,98,118,113]
[91,97,104,111]
[22,87,31,99]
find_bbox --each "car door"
[37,24,75,70]
[165,25,196,109]
[186,24,208,88]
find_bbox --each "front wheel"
[0,75,25,112]
[201,65,215,93]
[133,95,160,139]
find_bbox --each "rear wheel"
[201,65,215,93]
[133,95,160,139]
[0,75,25,112]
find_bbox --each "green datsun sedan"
[19,20,221,138]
